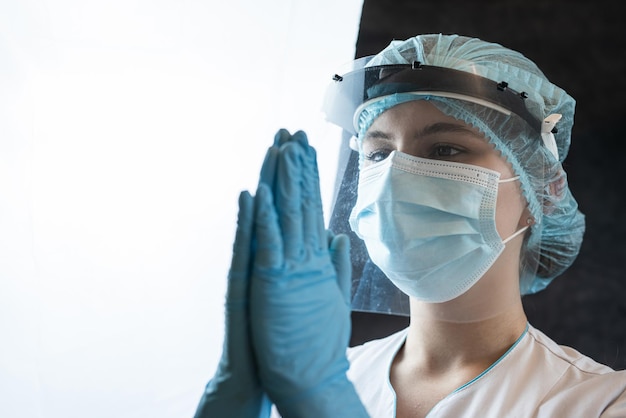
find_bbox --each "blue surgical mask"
[349,151,528,303]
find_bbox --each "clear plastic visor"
[322,55,542,137]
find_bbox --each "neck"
[402,267,528,373]
[404,301,527,372]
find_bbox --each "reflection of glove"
[193,190,271,418]
[250,132,369,417]
[193,129,292,417]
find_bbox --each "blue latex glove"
[193,190,271,418]
[193,129,292,418]
[250,132,369,417]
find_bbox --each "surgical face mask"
[349,151,528,303]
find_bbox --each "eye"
[363,148,393,163]
[430,144,463,158]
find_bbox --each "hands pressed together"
[194,130,368,418]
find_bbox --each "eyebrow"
[364,122,483,141]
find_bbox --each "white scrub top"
[346,323,626,417]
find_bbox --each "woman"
[195,34,626,417]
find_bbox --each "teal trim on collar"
[453,322,530,393]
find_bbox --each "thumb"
[225,190,254,303]
[328,231,352,306]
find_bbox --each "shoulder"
[526,324,615,375]
[525,324,626,416]
[347,327,408,364]
[345,328,409,417]
[430,324,626,416]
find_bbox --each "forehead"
[364,99,486,141]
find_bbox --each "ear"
[517,205,535,230]
[543,167,568,216]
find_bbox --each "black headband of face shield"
[324,62,543,136]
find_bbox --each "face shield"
[323,52,584,318]
[323,56,543,138]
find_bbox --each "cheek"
[495,186,527,238]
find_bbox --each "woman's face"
[361,100,530,242]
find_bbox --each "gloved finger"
[275,142,304,260]
[253,183,284,271]
[289,129,309,148]
[298,136,326,252]
[328,232,352,306]
[259,146,279,190]
[274,128,292,147]
[259,129,291,189]
[225,190,255,303]
[222,191,254,376]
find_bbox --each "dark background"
[346,0,626,370]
